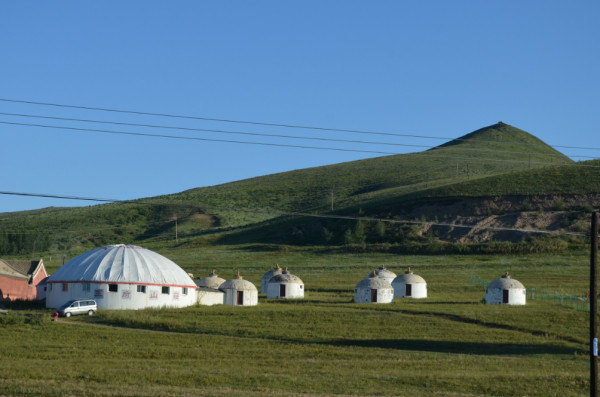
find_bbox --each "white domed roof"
[487,273,525,289]
[373,265,397,280]
[220,273,257,291]
[196,270,226,289]
[262,264,283,281]
[47,244,195,287]
[356,273,393,290]
[269,269,303,284]
[393,268,426,284]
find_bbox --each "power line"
[1,97,599,152]
[3,120,600,168]
[0,189,589,237]
[1,112,595,160]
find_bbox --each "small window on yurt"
[162,286,170,295]
[63,283,68,292]
[49,284,53,291]
[137,285,146,293]
[183,288,188,295]
[82,284,90,292]
[108,284,118,293]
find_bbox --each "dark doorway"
[502,289,509,304]
[237,291,244,305]
[406,284,412,297]
[280,284,286,298]
[370,289,378,303]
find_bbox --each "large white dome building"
[46,244,197,310]
[354,271,394,304]
[485,273,526,305]
[220,272,258,306]
[266,267,304,299]
[392,267,427,299]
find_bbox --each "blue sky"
[1,1,598,212]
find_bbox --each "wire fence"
[467,275,593,312]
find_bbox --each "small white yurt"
[266,267,304,299]
[485,273,526,305]
[46,244,197,310]
[261,264,283,293]
[372,265,397,284]
[196,270,226,306]
[354,270,394,304]
[392,267,427,299]
[220,272,258,307]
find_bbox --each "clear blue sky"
[1,1,598,212]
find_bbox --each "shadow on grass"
[324,338,583,356]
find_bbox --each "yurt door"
[237,291,244,305]
[405,284,412,297]
[502,289,509,304]
[279,284,286,298]
[370,289,378,303]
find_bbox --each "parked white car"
[59,299,98,317]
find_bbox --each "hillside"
[0,122,588,256]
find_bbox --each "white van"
[58,299,98,317]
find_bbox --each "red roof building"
[0,259,48,301]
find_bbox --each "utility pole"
[331,190,334,211]
[591,212,598,397]
[175,216,178,243]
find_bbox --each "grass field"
[0,247,592,396]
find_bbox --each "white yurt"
[485,273,526,305]
[196,270,226,306]
[354,270,394,304]
[260,264,283,293]
[372,265,397,284]
[266,267,304,299]
[392,267,427,299]
[46,244,197,310]
[220,272,258,306]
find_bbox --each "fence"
[467,275,592,312]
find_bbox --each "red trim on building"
[47,280,196,289]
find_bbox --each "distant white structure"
[485,273,526,305]
[196,269,226,289]
[372,265,397,284]
[261,264,282,293]
[220,272,258,306]
[354,270,394,304]
[46,244,197,310]
[392,267,427,299]
[196,270,225,306]
[266,267,304,299]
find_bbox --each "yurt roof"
[261,264,283,280]
[220,273,257,291]
[393,268,426,284]
[374,266,397,279]
[487,274,525,290]
[196,270,226,289]
[356,273,393,290]
[47,244,196,287]
[269,269,303,284]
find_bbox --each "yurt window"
[137,285,146,293]
[162,286,170,295]
[182,288,188,295]
[108,284,118,293]
[62,283,68,291]
[49,283,53,291]
[82,284,90,292]
[370,289,378,303]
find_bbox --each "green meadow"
[0,247,592,396]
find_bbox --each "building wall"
[392,282,427,298]
[485,287,526,305]
[0,275,36,301]
[353,287,394,303]
[197,289,224,306]
[46,282,197,310]
[266,282,304,299]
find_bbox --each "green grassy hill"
[0,122,590,257]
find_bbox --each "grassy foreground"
[0,248,592,396]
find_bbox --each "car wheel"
[65,312,71,318]
[88,310,94,316]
